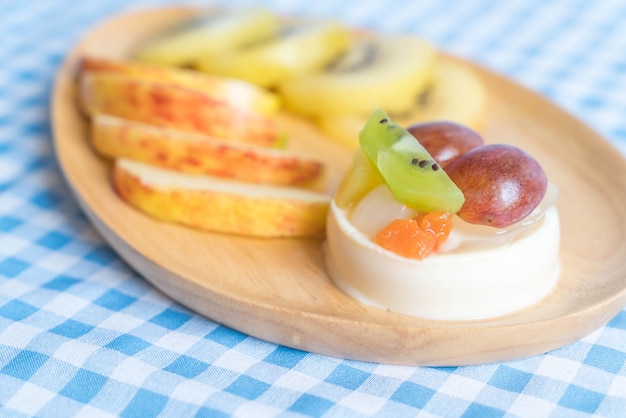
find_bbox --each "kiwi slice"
[134,8,280,66]
[334,149,384,209]
[195,19,350,88]
[318,59,487,149]
[278,34,436,117]
[359,109,464,213]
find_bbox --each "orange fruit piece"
[375,218,437,260]
[415,212,453,249]
[374,212,452,259]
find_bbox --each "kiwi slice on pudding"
[134,8,280,66]
[278,33,436,118]
[359,109,465,213]
[194,19,350,88]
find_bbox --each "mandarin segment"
[415,212,453,248]
[374,218,438,260]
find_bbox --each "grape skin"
[445,144,548,228]
[407,121,483,168]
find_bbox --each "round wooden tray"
[51,7,626,366]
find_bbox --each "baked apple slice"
[91,114,323,186]
[113,159,329,238]
[78,72,284,148]
[78,56,280,115]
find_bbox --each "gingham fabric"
[1,0,626,417]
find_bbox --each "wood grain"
[51,7,626,366]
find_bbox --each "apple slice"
[133,8,280,66]
[194,19,350,88]
[113,159,329,238]
[78,72,284,148]
[78,56,281,115]
[91,114,324,186]
[318,58,487,149]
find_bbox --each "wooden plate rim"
[51,6,626,366]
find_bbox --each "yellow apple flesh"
[113,159,330,238]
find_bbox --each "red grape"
[407,121,484,168]
[445,144,548,227]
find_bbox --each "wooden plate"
[51,7,626,366]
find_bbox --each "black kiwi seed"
[412,159,433,169]
[380,118,388,124]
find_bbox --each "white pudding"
[324,183,561,321]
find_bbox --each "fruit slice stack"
[76,55,330,238]
[132,8,487,149]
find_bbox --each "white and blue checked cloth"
[2,0,626,416]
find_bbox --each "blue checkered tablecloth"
[1,0,626,416]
